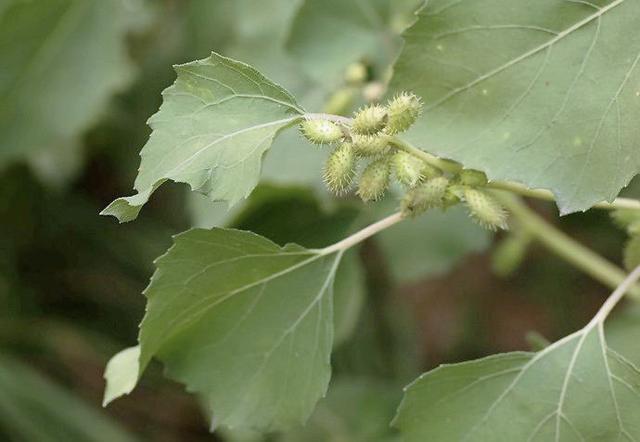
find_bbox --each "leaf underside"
[391,0,640,213]
[395,322,640,441]
[102,52,304,222]
[106,228,342,432]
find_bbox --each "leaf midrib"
[143,250,340,364]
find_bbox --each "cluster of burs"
[299,92,509,231]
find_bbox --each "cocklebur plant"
[100,1,640,439]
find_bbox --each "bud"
[351,134,389,157]
[351,104,388,135]
[624,235,640,271]
[458,169,488,187]
[401,176,449,217]
[385,92,423,134]
[300,119,343,145]
[323,88,355,115]
[323,143,356,194]
[392,151,424,187]
[344,62,368,85]
[463,188,508,231]
[357,158,391,202]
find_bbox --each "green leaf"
[0,0,140,177]
[391,0,640,214]
[221,377,402,442]
[0,354,137,442]
[394,286,640,440]
[102,53,304,222]
[187,184,366,346]
[606,304,640,368]
[106,228,343,431]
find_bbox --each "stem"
[387,136,462,174]
[318,212,403,255]
[494,191,640,298]
[304,113,352,125]
[591,265,640,325]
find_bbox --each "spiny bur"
[401,176,449,217]
[351,134,389,157]
[421,162,443,180]
[624,235,640,271]
[442,185,463,208]
[357,158,391,202]
[458,169,488,187]
[385,92,423,134]
[324,143,356,194]
[300,119,343,145]
[463,188,508,231]
[352,104,388,135]
[392,151,425,187]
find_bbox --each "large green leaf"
[105,228,344,431]
[0,354,136,442]
[394,275,640,441]
[606,304,640,368]
[187,184,365,345]
[391,0,640,214]
[0,0,139,177]
[102,53,304,222]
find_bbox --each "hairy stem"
[304,113,352,125]
[494,191,640,299]
[386,136,462,174]
[319,212,403,255]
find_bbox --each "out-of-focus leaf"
[287,0,418,87]
[0,0,142,182]
[102,53,304,222]
[279,377,401,442]
[0,354,137,442]
[222,377,401,442]
[377,205,490,284]
[391,0,640,214]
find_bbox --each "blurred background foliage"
[1,0,639,440]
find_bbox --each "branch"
[318,212,403,255]
[493,191,640,299]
